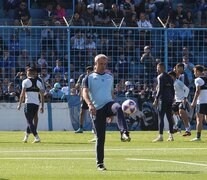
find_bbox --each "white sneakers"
[33,135,41,143]
[152,136,163,142]
[22,133,41,143]
[167,136,174,141]
[190,137,201,142]
[88,136,97,143]
[153,135,174,142]
[22,133,29,143]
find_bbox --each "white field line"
[0,157,95,160]
[126,158,207,167]
[1,148,207,153]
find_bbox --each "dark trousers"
[158,100,174,134]
[24,103,39,136]
[93,101,128,165]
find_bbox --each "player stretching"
[17,67,44,143]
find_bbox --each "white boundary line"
[0,149,95,153]
[1,148,207,153]
[1,157,207,168]
[106,148,207,151]
[0,157,95,160]
[126,158,207,167]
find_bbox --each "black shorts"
[81,99,89,110]
[172,102,188,112]
[24,103,39,121]
[196,104,207,115]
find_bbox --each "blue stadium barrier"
[0,26,206,131]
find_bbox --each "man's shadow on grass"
[109,170,202,174]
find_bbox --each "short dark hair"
[86,66,93,71]
[176,63,184,69]
[26,62,38,73]
[158,62,165,69]
[168,71,176,78]
[27,67,37,72]
[194,65,204,73]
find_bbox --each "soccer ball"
[122,99,137,114]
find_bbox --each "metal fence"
[0,26,206,103]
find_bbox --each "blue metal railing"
[0,26,206,103]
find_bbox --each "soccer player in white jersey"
[168,71,191,136]
[190,65,207,141]
[17,67,44,143]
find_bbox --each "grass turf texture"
[0,131,207,180]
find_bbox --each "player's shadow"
[0,178,10,180]
[146,170,202,174]
[0,141,91,145]
[0,142,20,144]
[108,170,202,174]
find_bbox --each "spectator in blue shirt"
[0,83,4,101]
[0,36,6,57]
[49,82,64,101]
[0,49,15,79]
[53,59,65,74]
[8,34,20,57]
[115,53,129,79]
[42,3,57,21]
[167,21,180,58]
[3,82,19,102]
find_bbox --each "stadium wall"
[0,103,74,131]
[0,101,173,131]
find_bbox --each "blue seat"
[30,9,44,19]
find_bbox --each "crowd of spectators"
[0,1,206,27]
[0,0,207,104]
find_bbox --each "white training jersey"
[195,77,207,104]
[22,78,43,105]
[174,79,189,102]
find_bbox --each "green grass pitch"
[0,131,207,180]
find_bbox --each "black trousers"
[158,100,174,134]
[24,103,39,136]
[93,101,128,165]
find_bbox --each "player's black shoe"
[97,164,107,171]
[121,131,131,142]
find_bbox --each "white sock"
[35,135,39,139]
[173,114,178,126]
[169,133,173,138]
[185,127,191,132]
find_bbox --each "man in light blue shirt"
[49,82,64,101]
[83,54,130,171]
[182,55,194,85]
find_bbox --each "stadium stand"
[0,0,206,130]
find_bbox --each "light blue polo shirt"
[83,72,114,110]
